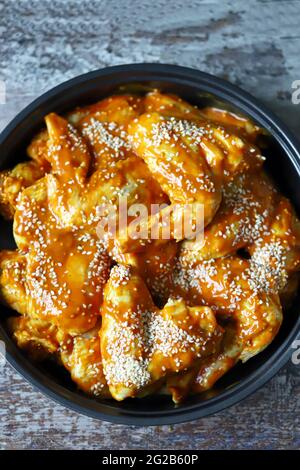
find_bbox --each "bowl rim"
[1,63,300,426]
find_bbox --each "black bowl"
[1,64,300,425]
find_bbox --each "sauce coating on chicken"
[1,91,299,402]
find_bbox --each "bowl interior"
[1,67,300,423]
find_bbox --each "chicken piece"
[60,326,110,398]
[44,113,91,227]
[167,324,241,402]
[13,176,49,250]
[118,240,178,306]
[42,111,110,229]
[13,173,62,253]
[46,113,90,183]
[193,121,265,182]
[132,109,264,184]
[200,106,262,142]
[13,176,111,335]
[248,197,300,282]
[129,112,220,207]
[0,160,49,219]
[14,202,111,335]
[8,312,110,397]
[144,90,205,120]
[0,250,27,315]
[0,126,51,221]
[100,265,223,401]
[191,324,242,393]
[8,315,60,360]
[116,112,222,252]
[143,91,263,143]
[71,95,144,171]
[24,231,111,335]
[13,165,81,252]
[181,171,278,259]
[27,129,49,165]
[68,94,144,127]
[173,253,283,362]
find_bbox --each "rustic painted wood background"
[0,0,299,450]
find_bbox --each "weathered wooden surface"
[0,0,299,450]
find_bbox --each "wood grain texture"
[0,0,299,450]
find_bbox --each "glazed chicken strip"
[200,106,262,142]
[24,230,111,334]
[167,324,240,402]
[8,315,60,360]
[145,91,262,141]
[9,313,110,398]
[71,95,144,171]
[118,240,178,306]
[181,171,278,259]
[45,113,91,227]
[116,112,222,252]
[0,160,49,219]
[60,326,110,398]
[13,176,111,334]
[100,265,223,401]
[46,113,90,183]
[0,250,27,315]
[131,109,264,186]
[144,90,205,120]
[248,196,300,281]
[0,126,53,221]
[173,253,283,362]
[27,129,50,164]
